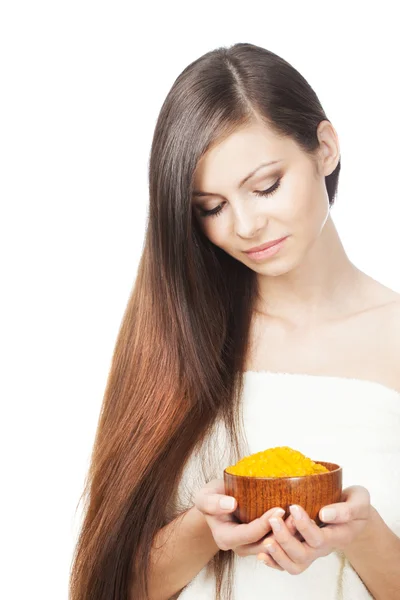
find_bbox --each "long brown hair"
[68,42,341,600]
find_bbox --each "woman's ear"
[316,120,340,177]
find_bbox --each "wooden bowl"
[223,461,342,526]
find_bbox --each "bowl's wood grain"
[223,461,342,525]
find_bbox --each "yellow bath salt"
[225,446,330,477]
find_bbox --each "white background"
[1,2,399,598]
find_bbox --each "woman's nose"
[235,212,266,239]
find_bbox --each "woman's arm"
[134,504,220,600]
[343,506,400,600]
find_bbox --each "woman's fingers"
[218,507,286,549]
[288,505,325,549]
[258,552,285,570]
[263,514,311,563]
[235,513,300,558]
[193,479,237,518]
[263,513,304,544]
[319,485,371,524]
[284,513,305,541]
[194,481,289,550]
[256,515,302,569]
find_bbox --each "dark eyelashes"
[253,177,281,198]
[198,177,282,219]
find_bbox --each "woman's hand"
[193,479,303,558]
[257,485,372,574]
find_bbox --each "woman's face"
[192,120,336,276]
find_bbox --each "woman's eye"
[253,177,281,198]
[198,178,282,219]
[198,203,225,219]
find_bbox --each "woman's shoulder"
[355,273,400,322]
[358,271,400,307]
[368,281,400,389]
[382,291,400,344]
[366,279,400,323]
[330,273,400,392]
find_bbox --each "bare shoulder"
[357,273,400,318]
[372,284,400,380]
[355,269,400,335]
[362,280,400,391]
[372,280,400,317]
[365,279,400,331]
[383,296,400,390]
[382,292,400,336]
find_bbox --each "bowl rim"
[223,461,342,480]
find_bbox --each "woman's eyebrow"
[192,159,283,198]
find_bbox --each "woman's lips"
[244,236,288,254]
[244,236,288,261]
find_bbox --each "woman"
[69,43,400,600]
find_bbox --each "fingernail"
[269,517,282,531]
[272,508,285,518]
[265,543,276,553]
[220,497,235,509]
[321,508,337,522]
[257,553,266,561]
[289,504,303,520]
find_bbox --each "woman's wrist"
[190,504,220,552]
